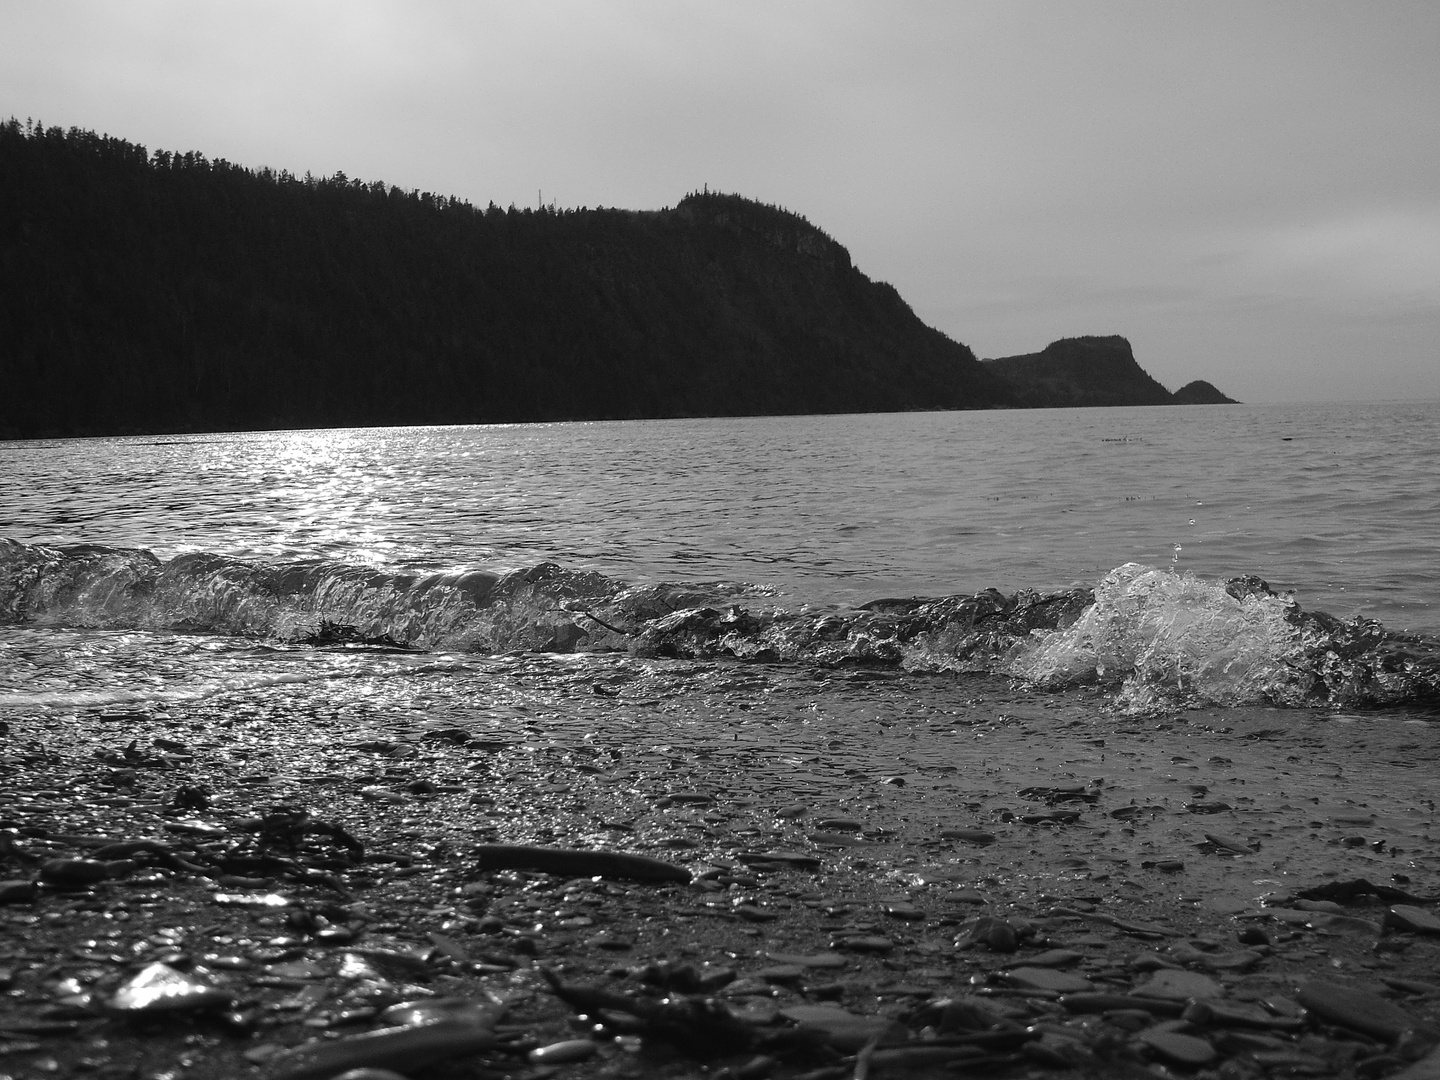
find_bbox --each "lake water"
[2,401,1438,714]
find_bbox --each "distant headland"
[0,120,1235,438]
[982,336,1239,408]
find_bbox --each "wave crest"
[4,540,1437,710]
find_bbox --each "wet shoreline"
[3,659,1440,1078]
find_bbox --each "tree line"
[1,119,1012,438]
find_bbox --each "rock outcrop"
[982,336,1237,408]
[1173,379,1239,404]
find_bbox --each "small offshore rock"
[528,1039,599,1064]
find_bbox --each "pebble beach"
[4,655,1440,1080]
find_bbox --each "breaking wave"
[2,540,1437,711]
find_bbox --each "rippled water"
[2,401,1438,714]
[3,401,1437,630]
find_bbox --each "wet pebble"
[1138,1027,1217,1067]
[831,934,893,953]
[108,962,233,1016]
[0,879,38,903]
[766,952,846,969]
[1388,905,1440,935]
[1297,978,1419,1041]
[938,828,996,845]
[39,857,130,885]
[778,1005,907,1051]
[1002,966,1093,994]
[528,1039,599,1064]
[1131,968,1224,1002]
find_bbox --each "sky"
[4,0,1438,403]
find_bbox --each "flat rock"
[108,962,233,1016]
[1388,905,1440,935]
[1131,969,1225,1002]
[767,952,847,969]
[758,965,807,982]
[778,1006,907,1051]
[1390,1044,1440,1080]
[1023,949,1084,968]
[807,831,876,848]
[939,828,996,845]
[831,935,893,953]
[1297,978,1418,1041]
[1139,1028,1217,1067]
[1003,967,1094,994]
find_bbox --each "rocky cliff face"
[982,336,1237,407]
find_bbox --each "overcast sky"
[4,1,1437,402]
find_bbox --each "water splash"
[1006,563,1309,711]
[4,540,1437,712]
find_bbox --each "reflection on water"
[1,402,1437,631]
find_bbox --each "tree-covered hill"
[0,120,1016,437]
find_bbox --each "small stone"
[758,965,807,983]
[329,1071,412,1080]
[212,892,293,907]
[528,1039,599,1064]
[1131,969,1225,1001]
[766,952,846,969]
[739,851,822,870]
[831,935,893,953]
[1297,978,1418,1041]
[0,880,38,904]
[359,786,407,803]
[735,905,778,922]
[1138,1028,1217,1067]
[1023,949,1084,968]
[1387,906,1440,935]
[938,828,996,845]
[1388,1044,1440,1080]
[779,1006,907,1051]
[956,915,1017,952]
[107,962,233,1016]
[807,831,875,848]
[882,901,925,920]
[1003,967,1094,994]
[39,858,124,885]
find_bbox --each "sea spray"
[1005,562,1310,711]
[4,540,1437,709]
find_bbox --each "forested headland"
[1,120,1022,438]
[981,336,1237,408]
